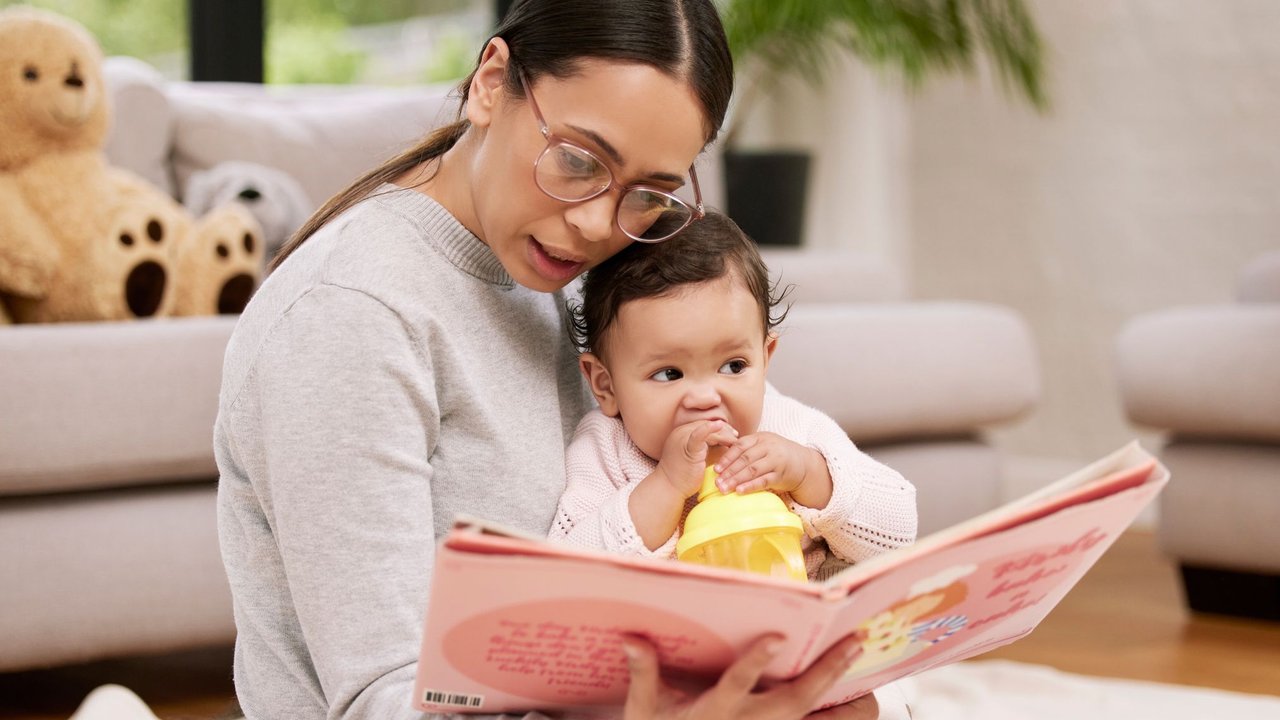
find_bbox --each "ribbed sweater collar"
[372,183,513,288]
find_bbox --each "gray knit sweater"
[215,185,591,719]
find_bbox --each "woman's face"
[463,55,708,293]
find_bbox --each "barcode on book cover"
[422,688,484,708]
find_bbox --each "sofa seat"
[0,318,237,670]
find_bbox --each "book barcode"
[422,688,484,708]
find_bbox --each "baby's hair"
[569,211,790,357]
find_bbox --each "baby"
[550,211,917,580]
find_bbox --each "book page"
[802,464,1167,710]
[415,540,838,714]
[822,441,1158,594]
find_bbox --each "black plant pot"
[723,150,811,247]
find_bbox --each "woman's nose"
[564,193,616,243]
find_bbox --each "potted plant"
[718,0,1048,246]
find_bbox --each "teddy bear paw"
[171,203,264,316]
[116,215,172,318]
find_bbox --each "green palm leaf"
[720,0,1047,144]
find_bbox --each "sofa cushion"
[166,81,461,210]
[0,484,234,670]
[0,317,236,495]
[1156,441,1280,574]
[767,302,1040,443]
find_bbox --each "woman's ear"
[466,37,511,128]
[579,353,620,417]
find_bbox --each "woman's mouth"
[527,237,586,283]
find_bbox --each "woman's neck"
[397,130,484,244]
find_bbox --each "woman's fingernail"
[844,641,864,664]
[622,644,639,661]
[763,638,783,655]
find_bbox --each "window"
[6,0,189,79]
[265,0,492,85]
[4,0,502,84]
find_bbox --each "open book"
[413,441,1168,715]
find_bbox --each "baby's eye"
[650,368,683,382]
[719,359,748,375]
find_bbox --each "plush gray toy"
[184,160,313,265]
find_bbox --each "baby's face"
[598,274,773,460]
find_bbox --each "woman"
[215,1,883,718]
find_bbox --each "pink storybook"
[413,441,1169,716]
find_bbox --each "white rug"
[898,660,1280,720]
[66,661,1280,719]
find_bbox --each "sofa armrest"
[1117,305,1280,442]
[767,302,1039,444]
[102,56,175,197]
[0,317,237,495]
[1238,250,1280,303]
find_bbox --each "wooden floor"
[1,530,1277,718]
[984,529,1280,696]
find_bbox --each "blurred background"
[8,0,1280,488]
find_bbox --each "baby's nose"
[683,381,722,408]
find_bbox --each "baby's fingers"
[712,434,755,475]
[716,439,773,489]
[722,472,780,495]
[683,420,726,458]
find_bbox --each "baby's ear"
[764,331,779,365]
[579,353,620,417]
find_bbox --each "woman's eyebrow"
[568,123,686,185]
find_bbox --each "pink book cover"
[413,441,1168,716]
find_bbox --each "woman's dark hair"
[270,0,734,271]
[569,211,790,357]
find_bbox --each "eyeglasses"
[520,73,704,243]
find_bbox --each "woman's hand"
[620,633,877,720]
[714,433,834,509]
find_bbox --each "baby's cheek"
[621,414,667,462]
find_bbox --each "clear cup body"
[678,528,807,581]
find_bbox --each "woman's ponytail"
[269,118,469,271]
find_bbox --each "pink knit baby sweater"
[550,387,918,581]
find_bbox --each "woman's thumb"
[621,635,660,720]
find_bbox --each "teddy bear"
[0,6,263,324]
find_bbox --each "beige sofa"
[0,59,1040,671]
[1116,250,1280,620]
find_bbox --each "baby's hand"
[655,420,739,499]
[714,432,824,497]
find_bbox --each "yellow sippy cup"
[675,461,808,582]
